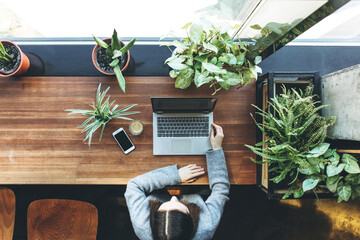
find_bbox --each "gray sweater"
[124,148,230,240]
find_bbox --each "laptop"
[152,97,217,155]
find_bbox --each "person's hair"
[149,199,200,240]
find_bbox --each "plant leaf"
[169,70,179,78]
[203,42,218,53]
[329,151,340,165]
[112,50,122,59]
[202,62,226,74]
[111,29,121,51]
[109,58,119,68]
[306,143,330,158]
[326,163,345,177]
[223,72,243,86]
[92,35,108,49]
[251,24,262,30]
[194,70,212,87]
[342,154,360,174]
[114,65,125,93]
[293,187,304,198]
[115,104,137,113]
[337,184,352,202]
[175,69,193,89]
[169,40,189,52]
[182,22,192,29]
[219,53,237,65]
[326,175,342,193]
[221,33,235,49]
[0,41,7,55]
[302,178,320,192]
[120,38,136,54]
[167,57,188,70]
[189,23,203,45]
[282,187,293,200]
[255,56,262,65]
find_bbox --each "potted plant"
[92,29,136,93]
[163,20,294,95]
[162,21,260,95]
[245,86,338,201]
[0,40,30,77]
[65,83,139,146]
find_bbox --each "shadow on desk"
[7,185,360,240]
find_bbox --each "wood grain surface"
[27,199,98,240]
[0,187,15,240]
[0,76,256,184]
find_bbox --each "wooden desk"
[0,76,256,185]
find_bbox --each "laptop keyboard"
[157,117,209,137]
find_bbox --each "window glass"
[293,0,360,45]
[0,0,327,40]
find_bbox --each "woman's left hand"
[178,164,205,183]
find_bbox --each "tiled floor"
[8,185,360,240]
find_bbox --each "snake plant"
[0,41,13,62]
[93,29,136,93]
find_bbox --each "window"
[0,0,327,40]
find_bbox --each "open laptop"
[152,97,217,155]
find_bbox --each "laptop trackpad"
[171,139,191,153]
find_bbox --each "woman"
[125,123,229,240]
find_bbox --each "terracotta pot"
[0,40,30,77]
[91,38,130,75]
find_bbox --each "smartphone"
[112,128,135,154]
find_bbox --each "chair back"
[0,187,16,240]
[27,199,98,240]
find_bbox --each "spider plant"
[65,83,139,146]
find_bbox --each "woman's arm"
[125,165,181,239]
[196,124,230,238]
[124,164,205,239]
[205,147,230,209]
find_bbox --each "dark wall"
[20,43,360,77]
[259,45,360,77]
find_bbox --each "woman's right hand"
[210,123,224,150]
[179,164,205,183]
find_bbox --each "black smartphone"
[112,128,135,154]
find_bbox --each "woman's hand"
[210,123,224,150]
[178,164,205,183]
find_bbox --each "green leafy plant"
[163,21,263,95]
[163,20,302,94]
[324,151,360,203]
[246,85,360,203]
[245,86,336,200]
[274,5,333,50]
[0,41,13,62]
[246,20,303,60]
[65,83,139,146]
[93,29,136,93]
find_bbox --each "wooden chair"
[0,187,16,240]
[27,199,98,240]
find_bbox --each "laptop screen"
[151,97,217,113]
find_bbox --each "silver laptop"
[152,97,217,155]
